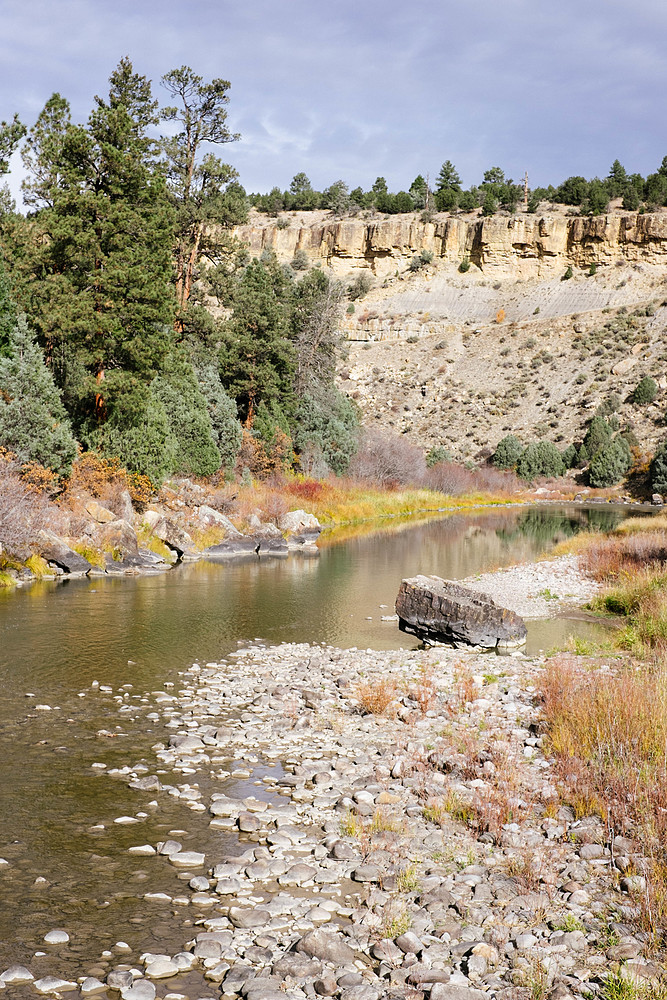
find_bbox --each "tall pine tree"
[18,58,176,442]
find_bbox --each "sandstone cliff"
[234,211,667,279]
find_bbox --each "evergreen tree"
[322,180,349,216]
[606,159,628,199]
[219,255,295,425]
[481,191,497,217]
[18,59,176,440]
[516,441,564,480]
[588,436,632,487]
[436,161,461,192]
[493,434,523,469]
[0,315,77,473]
[196,362,242,468]
[584,415,612,456]
[288,172,319,210]
[631,375,657,405]
[0,258,18,355]
[0,114,26,174]
[293,391,358,475]
[555,175,588,206]
[161,66,243,324]
[21,94,72,208]
[409,175,428,209]
[151,350,221,477]
[651,442,667,494]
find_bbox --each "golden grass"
[354,676,398,716]
[540,656,667,933]
[71,542,105,569]
[229,474,523,529]
[25,554,50,578]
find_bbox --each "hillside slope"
[234,210,667,460]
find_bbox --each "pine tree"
[160,66,244,325]
[0,315,77,473]
[151,350,221,477]
[219,256,295,426]
[18,59,176,439]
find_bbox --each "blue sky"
[3,0,667,204]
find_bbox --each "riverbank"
[4,545,663,998]
[8,634,657,998]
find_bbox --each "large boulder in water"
[396,574,527,650]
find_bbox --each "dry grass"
[354,676,398,716]
[540,655,667,934]
[406,664,438,716]
[71,541,106,569]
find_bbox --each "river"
[0,503,627,990]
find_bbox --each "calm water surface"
[0,504,627,984]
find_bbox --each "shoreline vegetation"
[0,444,650,589]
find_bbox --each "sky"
[2,0,667,205]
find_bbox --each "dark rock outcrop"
[396,574,527,649]
[37,530,93,576]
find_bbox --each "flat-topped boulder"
[396,574,527,649]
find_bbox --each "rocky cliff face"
[234,212,667,278]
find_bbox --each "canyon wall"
[234,212,667,278]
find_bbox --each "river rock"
[168,850,205,867]
[121,982,156,1000]
[395,575,527,649]
[80,979,107,996]
[144,957,179,979]
[0,966,34,984]
[196,505,242,535]
[296,928,356,965]
[205,537,262,559]
[44,929,69,944]
[34,976,77,993]
[37,530,93,575]
[144,514,198,560]
[279,510,321,536]
[97,519,143,565]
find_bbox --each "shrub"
[632,375,658,405]
[408,250,433,272]
[347,273,373,301]
[426,445,450,467]
[349,428,426,487]
[492,434,523,469]
[290,249,310,271]
[588,436,632,487]
[459,256,471,273]
[516,440,565,480]
[354,677,397,715]
[651,442,667,494]
[562,265,573,281]
[0,453,52,559]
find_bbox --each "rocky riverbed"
[2,549,661,1000]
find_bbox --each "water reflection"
[0,504,634,974]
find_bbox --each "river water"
[0,504,626,989]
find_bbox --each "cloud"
[2,0,667,197]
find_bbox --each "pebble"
[43,929,69,944]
